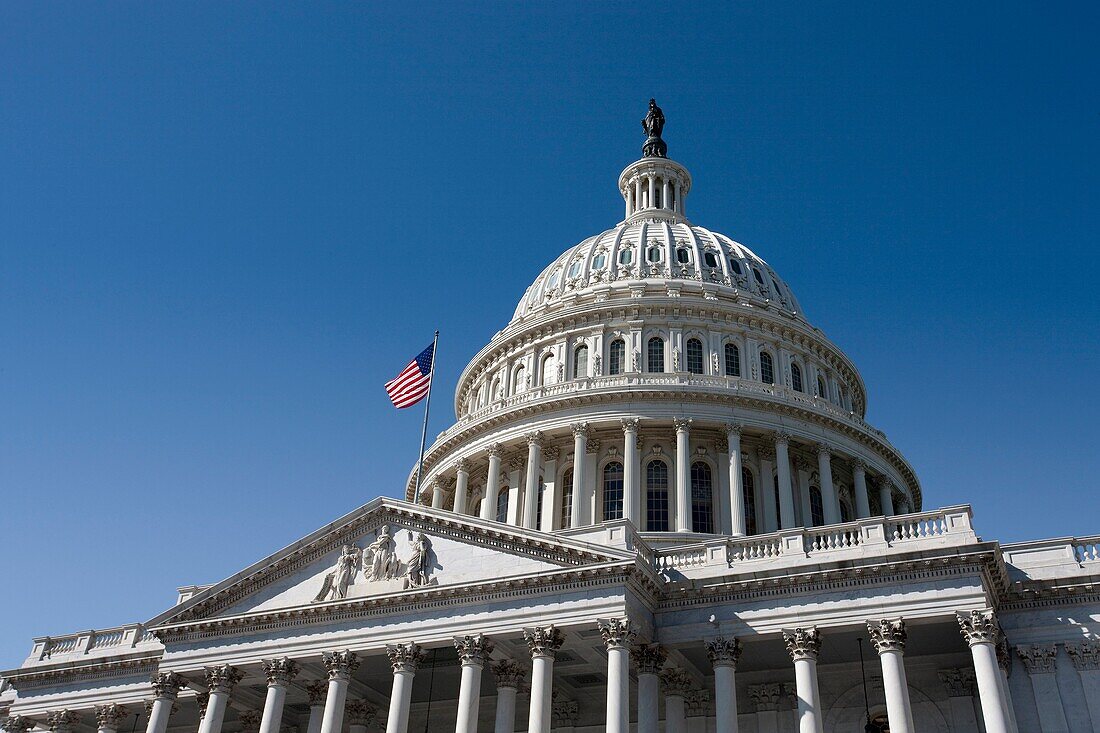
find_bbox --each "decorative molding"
[705,637,743,668]
[95,704,130,731]
[204,664,243,694]
[151,671,188,700]
[1066,640,1100,671]
[938,668,976,697]
[630,644,667,675]
[867,619,907,654]
[673,417,692,433]
[748,683,782,712]
[783,626,821,661]
[490,660,526,690]
[956,609,999,646]
[453,634,495,666]
[542,446,560,462]
[996,636,1012,675]
[620,418,640,433]
[1016,645,1058,675]
[524,625,564,658]
[345,701,378,727]
[322,650,360,680]
[386,643,425,674]
[659,667,693,697]
[597,618,636,650]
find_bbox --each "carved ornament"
[523,625,564,658]
[322,650,360,680]
[867,619,907,654]
[453,634,495,666]
[597,618,636,650]
[705,637,743,668]
[783,626,821,661]
[386,642,425,674]
[630,644,667,675]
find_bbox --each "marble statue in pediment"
[312,544,361,602]
[405,533,432,588]
[365,525,400,581]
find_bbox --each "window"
[495,488,509,523]
[491,377,501,401]
[618,248,633,265]
[690,462,714,533]
[704,251,719,268]
[724,343,741,377]
[840,499,852,523]
[770,276,782,295]
[535,477,545,530]
[573,344,588,379]
[791,363,803,393]
[513,364,526,393]
[647,246,662,263]
[541,354,555,385]
[603,462,624,521]
[742,468,757,535]
[773,474,782,529]
[728,258,743,275]
[547,269,561,287]
[608,339,625,375]
[647,337,665,373]
[839,384,848,409]
[760,351,774,384]
[567,260,582,278]
[809,486,825,527]
[752,267,765,285]
[817,375,828,398]
[592,253,606,269]
[646,460,670,531]
[560,471,573,529]
[686,338,704,375]
[676,247,690,264]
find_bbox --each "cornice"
[2,654,161,691]
[998,578,1100,611]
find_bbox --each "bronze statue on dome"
[642,99,667,158]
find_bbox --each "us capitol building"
[3,103,1099,733]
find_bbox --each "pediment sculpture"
[313,525,438,603]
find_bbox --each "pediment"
[148,498,632,627]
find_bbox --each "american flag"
[385,342,436,408]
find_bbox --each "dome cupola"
[619,99,692,221]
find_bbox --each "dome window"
[495,487,509,523]
[690,462,714,533]
[728,258,743,275]
[646,460,670,532]
[771,276,783,294]
[647,246,663,263]
[676,247,691,264]
[592,253,607,270]
[647,337,665,373]
[810,486,825,527]
[791,363,804,393]
[752,267,766,285]
[559,471,573,529]
[547,268,561,288]
[760,351,775,385]
[603,462,624,521]
[742,467,757,535]
[703,251,719,268]
[567,261,582,278]
[608,339,625,375]
[817,375,828,399]
[618,249,633,265]
[573,344,589,379]
[724,343,741,377]
[685,338,704,375]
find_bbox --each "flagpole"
[413,330,440,502]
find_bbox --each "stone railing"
[1001,534,1100,582]
[652,506,977,576]
[25,623,161,666]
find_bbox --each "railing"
[1001,534,1100,581]
[653,506,977,575]
[27,623,160,665]
[1076,537,1100,564]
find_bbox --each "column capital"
[783,626,821,661]
[620,417,640,433]
[1016,644,1058,675]
[774,431,791,447]
[659,667,693,697]
[143,702,179,717]
[322,649,361,679]
[523,625,564,658]
[552,700,579,729]
[597,618,636,650]
[937,668,976,697]
[386,642,425,674]
[956,609,999,646]
[815,442,831,458]
[486,443,503,460]
[150,671,188,700]
[489,659,526,690]
[851,457,867,472]
[237,711,261,733]
[714,437,729,453]
[543,446,561,462]
[525,431,544,448]
[94,704,129,730]
[2,717,35,733]
[685,690,711,718]
[204,664,243,694]
[757,446,776,462]
[194,693,209,719]
[305,680,328,705]
[453,633,495,666]
[630,643,667,674]
[704,637,743,668]
[261,657,299,686]
[793,454,812,473]
[345,701,378,727]
[1066,640,1100,671]
[570,422,590,439]
[586,438,602,454]
[867,619,907,654]
[996,636,1013,674]
[47,710,80,733]
[455,457,471,473]
[747,683,782,713]
[724,423,743,438]
[507,455,525,472]
[673,418,692,433]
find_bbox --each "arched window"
[647,337,665,373]
[791,363,803,393]
[603,462,624,521]
[646,460,670,532]
[608,339,625,376]
[513,364,526,394]
[685,338,704,374]
[690,462,714,533]
[495,488,509,523]
[809,486,825,527]
[573,344,588,379]
[760,351,775,384]
[490,376,502,401]
[559,470,573,529]
[535,476,545,530]
[724,343,741,377]
[541,353,555,385]
[742,467,757,535]
[817,375,828,399]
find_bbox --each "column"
[648,176,656,211]
[454,458,471,515]
[783,627,823,733]
[523,432,543,529]
[145,672,187,733]
[622,419,641,526]
[345,702,377,733]
[939,669,981,731]
[758,449,777,533]
[747,684,781,733]
[2,718,35,733]
[815,445,840,525]
[490,661,526,733]
[453,635,494,733]
[852,460,871,518]
[482,445,503,521]
[674,418,692,532]
[878,477,896,517]
[996,638,1021,733]
[726,426,746,536]
[599,619,636,733]
[630,644,666,733]
[431,481,444,509]
[706,638,743,733]
[199,665,243,733]
[319,650,360,733]
[506,458,523,525]
[94,704,129,733]
[662,179,670,211]
[868,620,914,733]
[524,625,564,733]
[570,424,589,528]
[634,179,642,212]
[1017,645,1070,732]
[47,711,79,733]
[1066,641,1100,733]
[258,659,298,733]
[674,180,682,215]
[660,669,692,733]
[304,682,328,733]
[385,643,424,733]
[957,610,1012,733]
[774,433,795,529]
[541,447,560,530]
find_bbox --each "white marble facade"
[3,111,1099,733]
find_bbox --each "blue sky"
[2,3,1098,667]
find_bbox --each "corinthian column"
[454,635,494,733]
[2,717,35,733]
[1067,641,1100,731]
[345,702,377,733]
[482,444,503,520]
[199,665,243,733]
[320,650,360,733]
[660,668,692,733]
[1016,645,1069,733]
[95,704,129,733]
[146,672,187,733]
[706,638,743,733]
[258,658,299,733]
[674,418,692,532]
[490,660,525,733]
[621,419,641,525]
[726,426,745,536]
[304,681,327,733]
[454,458,471,515]
[868,620,914,733]
[774,433,795,529]
[851,459,870,518]
[599,619,636,733]
[815,444,840,524]
[385,643,425,733]
[956,610,1011,733]
[878,477,896,516]
[630,644,666,733]
[47,711,80,733]
[570,424,589,528]
[524,625,564,733]
[783,627,823,733]
[523,432,544,529]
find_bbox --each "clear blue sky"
[2,3,1098,668]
